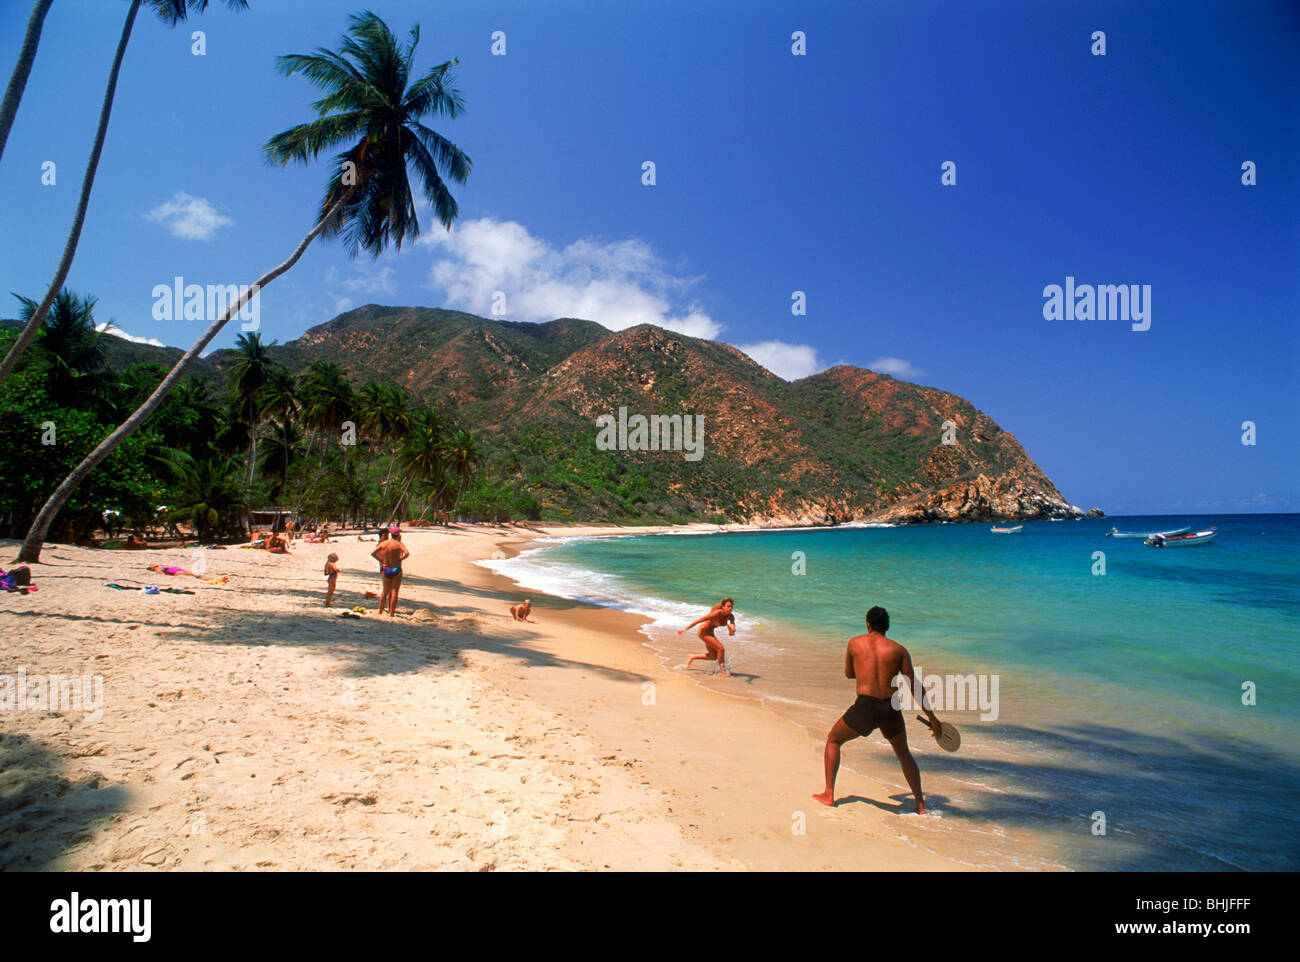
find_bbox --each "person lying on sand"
[510,599,534,622]
[147,564,228,585]
[370,529,410,616]
[812,605,942,814]
[680,597,735,676]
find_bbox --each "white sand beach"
[0,525,975,871]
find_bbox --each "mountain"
[94,304,1090,525]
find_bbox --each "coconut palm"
[259,418,301,502]
[0,0,54,165]
[227,331,275,485]
[440,428,482,518]
[299,360,356,448]
[256,364,299,426]
[391,405,446,519]
[159,450,245,542]
[12,289,106,408]
[358,380,410,510]
[0,0,250,387]
[17,10,470,562]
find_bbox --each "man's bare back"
[845,631,911,699]
[371,539,408,569]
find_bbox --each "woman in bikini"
[147,564,228,584]
[679,597,735,676]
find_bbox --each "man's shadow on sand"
[831,792,957,816]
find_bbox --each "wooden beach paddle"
[916,715,961,752]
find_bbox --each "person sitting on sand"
[812,606,942,814]
[324,553,340,607]
[147,563,228,585]
[124,533,147,550]
[680,597,735,676]
[510,599,534,622]
[370,529,410,616]
[264,533,290,554]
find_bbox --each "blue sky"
[1,0,1296,514]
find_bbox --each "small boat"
[990,525,1023,534]
[1106,526,1190,539]
[1144,527,1217,547]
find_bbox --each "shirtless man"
[679,597,735,676]
[370,529,410,616]
[812,606,942,813]
[509,599,534,622]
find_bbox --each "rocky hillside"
[98,304,1092,525]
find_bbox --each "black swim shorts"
[842,694,904,739]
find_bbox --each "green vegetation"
[0,294,503,543]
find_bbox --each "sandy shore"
[0,524,974,871]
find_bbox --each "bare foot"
[915,799,928,815]
[811,791,836,807]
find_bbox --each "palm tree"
[0,0,250,387]
[16,10,470,562]
[392,405,446,520]
[256,364,299,427]
[159,450,245,542]
[259,417,301,502]
[226,331,274,485]
[0,0,54,165]
[359,380,410,512]
[13,289,106,408]
[440,428,482,519]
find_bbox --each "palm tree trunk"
[16,192,350,563]
[0,0,140,387]
[247,399,257,486]
[0,0,54,164]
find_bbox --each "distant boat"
[1144,527,1217,547]
[990,525,1023,534]
[1106,525,1190,539]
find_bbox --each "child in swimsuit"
[324,553,340,607]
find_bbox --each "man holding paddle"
[813,606,946,814]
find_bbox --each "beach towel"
[106,582,194,595]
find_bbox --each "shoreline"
[1,524,978,871]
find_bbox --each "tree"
[226,331,274,485]
[0,0,250,387]
[0,0,54,165]
[16,10,470,562]
[159,450,245,542]
[13,288,107,409]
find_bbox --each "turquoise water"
[486,515,1300,870]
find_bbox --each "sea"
[479,514,1300,871]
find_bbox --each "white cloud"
[326,264,396,296]
[869,356,923,378]
[736,340,825,381]
[96,322,163,347]
[145,191,233,240]
[421,217,722,339]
